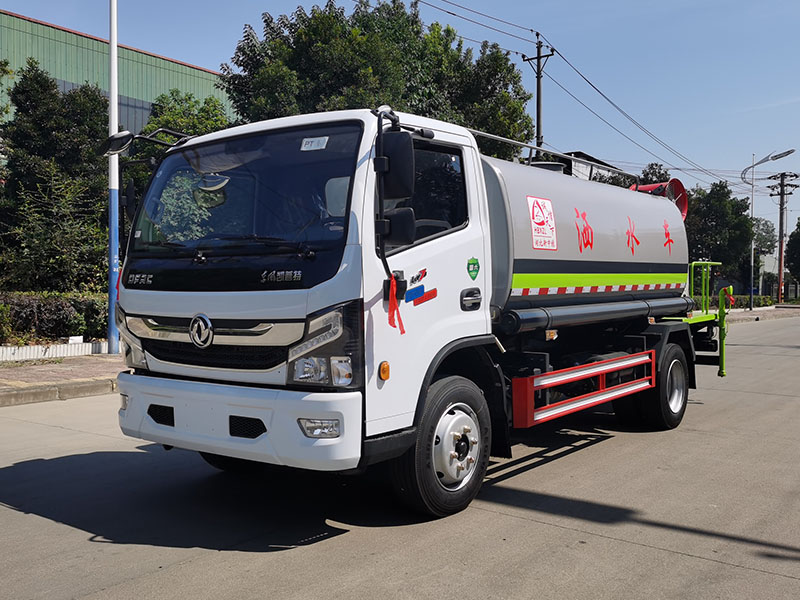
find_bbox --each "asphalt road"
[1,318,798,599]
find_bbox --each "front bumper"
[117,372,362,471]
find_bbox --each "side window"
[386,143,468,251]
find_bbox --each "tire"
[199,451,263,474]
[391,376,491,517]
[644,343,689,430]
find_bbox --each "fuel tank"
[481,156,688,314]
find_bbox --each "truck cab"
[116,109,493,483]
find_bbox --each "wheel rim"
[431,402,481,491]
[666,358,686,413]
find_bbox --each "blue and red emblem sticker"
[405,268,437,306]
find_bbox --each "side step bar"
[511,351,656,428]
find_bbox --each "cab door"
[363,130,491,436]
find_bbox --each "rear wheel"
[644,343,689,429]
[391,376,491,517]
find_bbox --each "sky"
[3,0,800,232]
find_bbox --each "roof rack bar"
[465,127,640,189]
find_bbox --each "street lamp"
[740,148,795,310]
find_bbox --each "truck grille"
[229,415,267,439]
[142,339,287,370]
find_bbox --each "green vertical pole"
[717,286,732,377]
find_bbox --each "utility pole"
[767,172,799,303]
[522,33,554,159]
[107,0,120,354]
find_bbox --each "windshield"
[131,122,362,256]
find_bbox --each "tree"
[684,182,752,277]
[0,60,109,288]
[0,162,106,292]
[1,59,108,225]
[218,0,534,159]
[593,162,668,188]
[0,58,12,119]
[786,217,800,282]
[640,163,670,185]
[753,217,778,257]
[123,89,231,203]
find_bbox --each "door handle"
[460,288,482,311]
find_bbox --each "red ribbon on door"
[388,274,406,335]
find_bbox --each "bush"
[0,291,107,343]
[692,294,773,309]
[0,304,12,344]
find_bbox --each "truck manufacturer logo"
[189,314,214,349]
[127,273,153,285]
[527,196,557,251]
[261,270,302,284]
[467,258,480,281]
[411,268,427,285]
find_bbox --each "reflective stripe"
[511,272,687,289]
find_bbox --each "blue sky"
[3,0,800,228]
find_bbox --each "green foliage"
[639,163,671,185]
[2,59,108,207]
[0,58,11,119]
[691,295,772,309]
[0,163,107,292]
[1,59,109,289]
[218,0,534,159]
[753,217,777,256]
[144,89,230,138]
[0,305,12,344]
[786,217,800,281]
[684,182,752,277]
[593,161,668,189]
[123,89,231,204]
[0,291,107,343]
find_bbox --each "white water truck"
[103,108,731,516]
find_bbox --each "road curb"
[0,377,118,408]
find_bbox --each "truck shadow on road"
[1,410,797,563]
[0,445,411,552]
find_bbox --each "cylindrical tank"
[481,156,688,315]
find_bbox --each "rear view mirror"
[384,207,416,246]
[382,131,415,200]
[100,131,134,156]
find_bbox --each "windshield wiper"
[197,235,316,259]
[139,240,189,250]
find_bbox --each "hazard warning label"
[527,196,558,251]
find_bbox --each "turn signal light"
[379,361,390,381]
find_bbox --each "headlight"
[116,303,148,369]
[287,301,363,388]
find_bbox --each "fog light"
[298,418,340,439]
[293,357,329,383]
[330,356,353,386]
[120,394,129,411]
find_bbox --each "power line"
[429,0,539,36]
[418,0,751,191]
[417,0,536,45]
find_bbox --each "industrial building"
[0,9,231,133]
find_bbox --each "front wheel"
[391,376,491,517]
[644,343,689,429]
